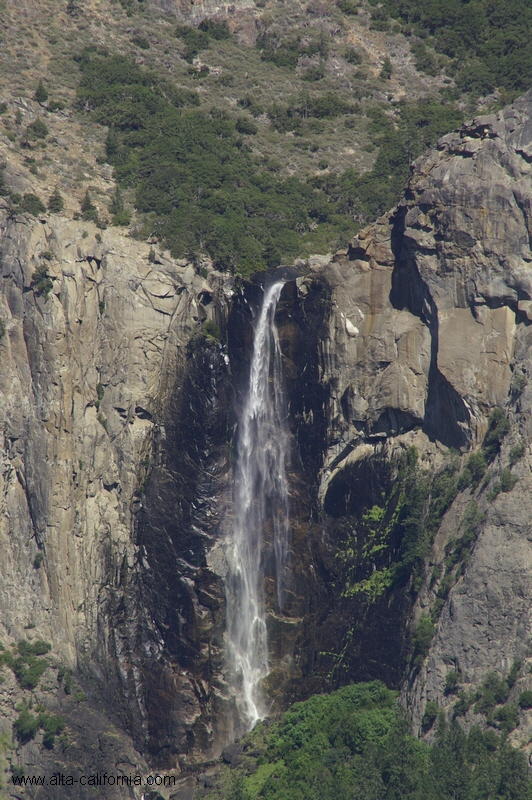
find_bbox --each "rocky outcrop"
[303,90,532,750]
[0,198,233,786]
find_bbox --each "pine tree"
[81,190,98,223]
[34,80,48,105]
[48,187,64,213]
[108,186,123,216]
[109,186,130,226]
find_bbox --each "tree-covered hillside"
[3,0,532,276]
[203,682,532,800]
[75,47,461,274]
[378,0,532,97]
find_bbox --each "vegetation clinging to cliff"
[337,447,461,603]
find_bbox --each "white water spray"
[225,281,290,732]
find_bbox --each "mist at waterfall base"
[224,281,291,737]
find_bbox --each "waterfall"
[225,281,290,733]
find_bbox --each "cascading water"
[225,281,290,734]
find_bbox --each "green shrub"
[454,690,474,717]
[198,18,231,40]
[16,658,48,690]
[34,80,48,104]
[370,6,389,30]
[131,35,150,50]
[0,319,5,340]
[41,713,65,736]
[345,47,363,64]
[202,319,221,342]
[380,57,393,80]
[475,672,510,714]
[511,372,527,397]
[302,63,325,82]
[11,766,25,779]
[258,35,300,69]
[19,193,46,216]
[235,116,258,135]
[499,467,518,493]
[507,660,522,689]
[175,24,209,62]
[33,552,43,569]
[412,616,435,667]
[444,501,485,570]
[31,265,53,299]
[338,0,359,14]
[483,408,510,461]
[13,709,38,743]
[18,640,51,657]
[237,96,264,117]
[410,41,439,76]
[25,119,49,140]
[80,190,99,223]
[47,100,66,112]
[509,443,525,466]
[493,703,519,736]
[109,186,130,226]
[458,451,487,490]
[0,167,8,197]
[444,671,461,696]
[422,700,439,729]
[518,690,532,709]
[48,187,64,213]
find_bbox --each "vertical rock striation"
[5,89,532,778]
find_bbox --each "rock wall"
[4,84,532,787]
[0,198,234,786]
[305,90,532,751]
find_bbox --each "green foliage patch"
[13,706,65,748]
[47,187,64,213]
[482,408,510,461]
[31,265,53,299]
[338,448,461,604]
[25,118,48,140]
[312,100,463,221]
[0,640,51,690]
[205,681,532,799]
[76,50,360,275]
[379,0,532,96]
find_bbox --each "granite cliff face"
[0,196,236,789]
[310,90,532,750]
[4,87,532,791]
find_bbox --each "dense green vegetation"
[75,48,462,275]
[76,49,361,274]
[206,682,532,800]
[0,640,51,690]
[13,706,65,749]
[378,0,532,97]
[313,101,463,220]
